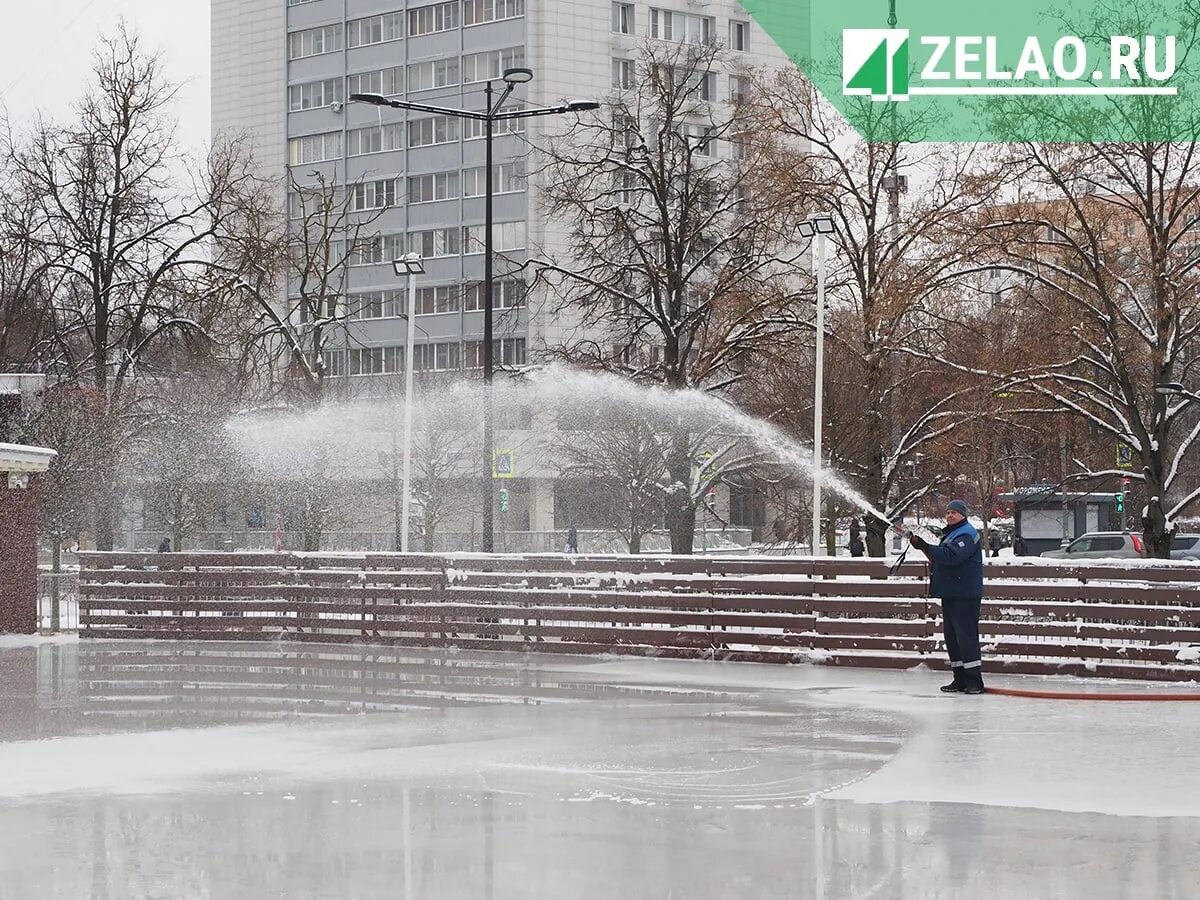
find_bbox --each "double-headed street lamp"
[392,252,425,552]
[351,70,599,552]
[797,214,837,556]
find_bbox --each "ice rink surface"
[0,637,1197,898]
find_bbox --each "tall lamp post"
[351,72,599,552]
[393,252,425,552]
[797,214,837,556]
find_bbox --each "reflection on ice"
[0,640,1197,898]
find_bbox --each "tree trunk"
[628,532,642,554]
[823,496,838,555]
[665,435,695,554]
[1141,477,1173,559]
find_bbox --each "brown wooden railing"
[76,552,1200,682]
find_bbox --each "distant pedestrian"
[848,535,865,557]
[1013,535,1027,556]
[988,529,1002,557]
[566,525,578,554]
[908,500,985,695]
[157,535,171,553]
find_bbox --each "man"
[908,500,985,694]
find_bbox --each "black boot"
[940,669,965,693]
[962,668,985,695]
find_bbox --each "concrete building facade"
[210,0,788,548]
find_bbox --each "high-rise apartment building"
[211,0,791,544]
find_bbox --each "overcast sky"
[1,0,211,157]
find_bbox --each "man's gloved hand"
[908,533,929,551]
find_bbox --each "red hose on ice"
[987,686,1200,701]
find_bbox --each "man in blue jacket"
[908,500,985,694]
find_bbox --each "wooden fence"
[76,551,1200,682]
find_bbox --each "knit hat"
[947,500,969,517]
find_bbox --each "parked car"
[1040,532,1144,559]
[1171,534,1200,561]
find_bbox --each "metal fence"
[74,551,1200,682]
[37,571,79,633]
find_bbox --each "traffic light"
[498,488,510,513]
[1115,491,1125,513]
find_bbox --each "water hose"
[986,686,1200,701]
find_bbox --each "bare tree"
[977,145,1200,556]
[217,168,392,407]
[5,26,265,549]
[750,67,1002,555]
[550,410,669,553]
[534,40,798,552]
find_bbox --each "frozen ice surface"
[0,640,1198,898]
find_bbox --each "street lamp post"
[393,252,425,552]
[351,74,598,552]
[798,214,837,556]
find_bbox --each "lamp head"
[349,92,391,106]
[1156,381,1184,396]
[392,253,425,276]
[502,67,534,85]
[566,100,602,112]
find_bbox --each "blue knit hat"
[947,500,969,517]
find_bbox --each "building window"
[288,78,343,112]
[729,74,747,104]
[288,24,343,60]
[287,184,334,220]
[724,132,744,160]
[347,67,404,98]
[347,12,405,48]
[413,342,461,371]
[322,349,346,377]
[730,21,749,51]
[687,70,716,101]
[728,481,766,528]
[462,162,526,197]
[612,2,635,34]
[679,122,715,156]
[463,114,525,140]
[612,58,635,89]
[408,1,459,36]
[350,289,406,320]
[463,222,526,254]
[348,346,405,376]
[288,131,342,165]
[351,179,399,211]
[464,279,528,311]
[465,338,527,368]
[413,285,460,315]
[650,10,713,44]
[409,228,460,258]
[346,124,404,156]
[407,58,460,92]
[407,115,459,148]
[462,47,526,84]
[408,171,460,203]
[464,0,525,26]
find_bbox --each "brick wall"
[0,471,39,633]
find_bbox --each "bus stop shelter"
[999,487,1122,557]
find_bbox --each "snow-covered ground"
[0,639,1197,898]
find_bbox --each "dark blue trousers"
[942,597,983,675]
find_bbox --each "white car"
[1040,532,1144,559]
